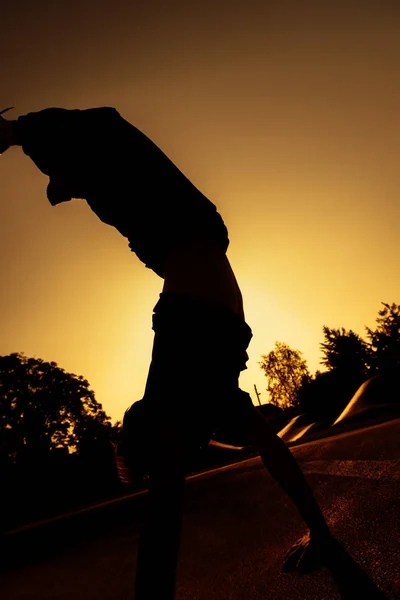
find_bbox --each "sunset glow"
[1,1,400,421]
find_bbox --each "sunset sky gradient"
[1,0,400,421]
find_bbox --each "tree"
[366,302,400,375]
[297,327,372,423]
[320,326,371,379]
[259,342,310,410]
[0,352,112,466]
[297,370,356,423]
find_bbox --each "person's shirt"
[14,107,229,279]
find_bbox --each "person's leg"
[233,392,330,538]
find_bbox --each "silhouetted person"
[0,107,338,599]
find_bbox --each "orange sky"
[1,1,400,422]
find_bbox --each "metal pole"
[254,384,262,406]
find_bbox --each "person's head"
[114,399,151,485]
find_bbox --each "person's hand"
[282,530,339,575]
[0,107,16,154]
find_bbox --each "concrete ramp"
[334,373,400,425]
[277,414,319,443]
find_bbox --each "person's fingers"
[283,534,341,576]
[283,540,303,562]
[282,546,302,572]
[283,544,299,561]
[284,536,306,558]
[297,549,320,575]
[297,539,335,575]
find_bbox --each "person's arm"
[262,432,339,573]
[261,431,330,537]
[248,408,339,574]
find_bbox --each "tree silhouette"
[259,342,310,410]
[260,302,400,424]
[298,327,372,423]
[366,302,400,375]
[297,370,357,423]
[0,352,112,466]
[320,326,371,379]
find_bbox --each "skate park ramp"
[334,373,400,426]
[277,414,320,443]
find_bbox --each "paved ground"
[1,419,400,599]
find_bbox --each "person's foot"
[0,107,15,154]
